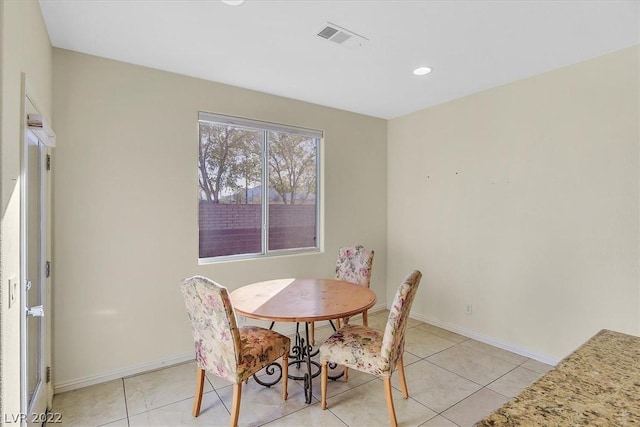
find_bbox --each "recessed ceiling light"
[413,66,432,76]
[221,0,244,5]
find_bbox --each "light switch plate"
[8,275,17,309]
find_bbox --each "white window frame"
[198,112,323,263]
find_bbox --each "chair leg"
[397,355,409,398]
[230,382,242,427]
[192,368,206,417]
[310,321,315,345]
[282,351,289,400]
[343,366,349,381]
[336,318,342,329]
[384,377,398,427]
[362,310,368,327]
[321,361,328,409]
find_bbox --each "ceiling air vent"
[317,22,368,49]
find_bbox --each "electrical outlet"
[465,304,472,315]
[8,275,17,309]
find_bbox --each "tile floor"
[51,311,553,426]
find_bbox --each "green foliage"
[268,132,316,205]
[199,123,317,205]
[198,123,261,203]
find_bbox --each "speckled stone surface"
[476,329,640,426]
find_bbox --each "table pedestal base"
[254,320,343,403]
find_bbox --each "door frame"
[20,78,56,423]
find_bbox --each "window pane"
[198,113,321,261]
[267,131,317,250]
[198,122,262,258]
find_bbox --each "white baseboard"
[54,303,388,394]
[54,352,195,394]
[410,312,560,366]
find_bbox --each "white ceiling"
[39,0,639,119]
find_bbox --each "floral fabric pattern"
[181,276,290,384]
[319,270,422,378]
[335,245,375,286]
[334,245,375,325]
[319,325,388,376]
[381,270,421,366]
[237,326,290,382]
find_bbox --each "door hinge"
[46,154,51,171]
[45,261,51,278]
[46,366,51,383]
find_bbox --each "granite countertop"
[476,329,640,426]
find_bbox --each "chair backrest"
[180,276,241,383]
[335,244,375,286]
[381,270,422,368]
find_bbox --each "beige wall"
[1,0,53,416]
[51,49,388,388]
[26,15,639,390]
[388,45,640,361]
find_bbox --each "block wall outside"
[199,202,316,257]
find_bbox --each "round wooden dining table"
[230,278,377,403]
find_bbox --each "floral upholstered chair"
[180,276,290,427]
[335,244,375,326]
[335,244,375,288]
[319,270,422,427]
[310,244,374,344]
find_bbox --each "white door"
[21,99,53,425]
